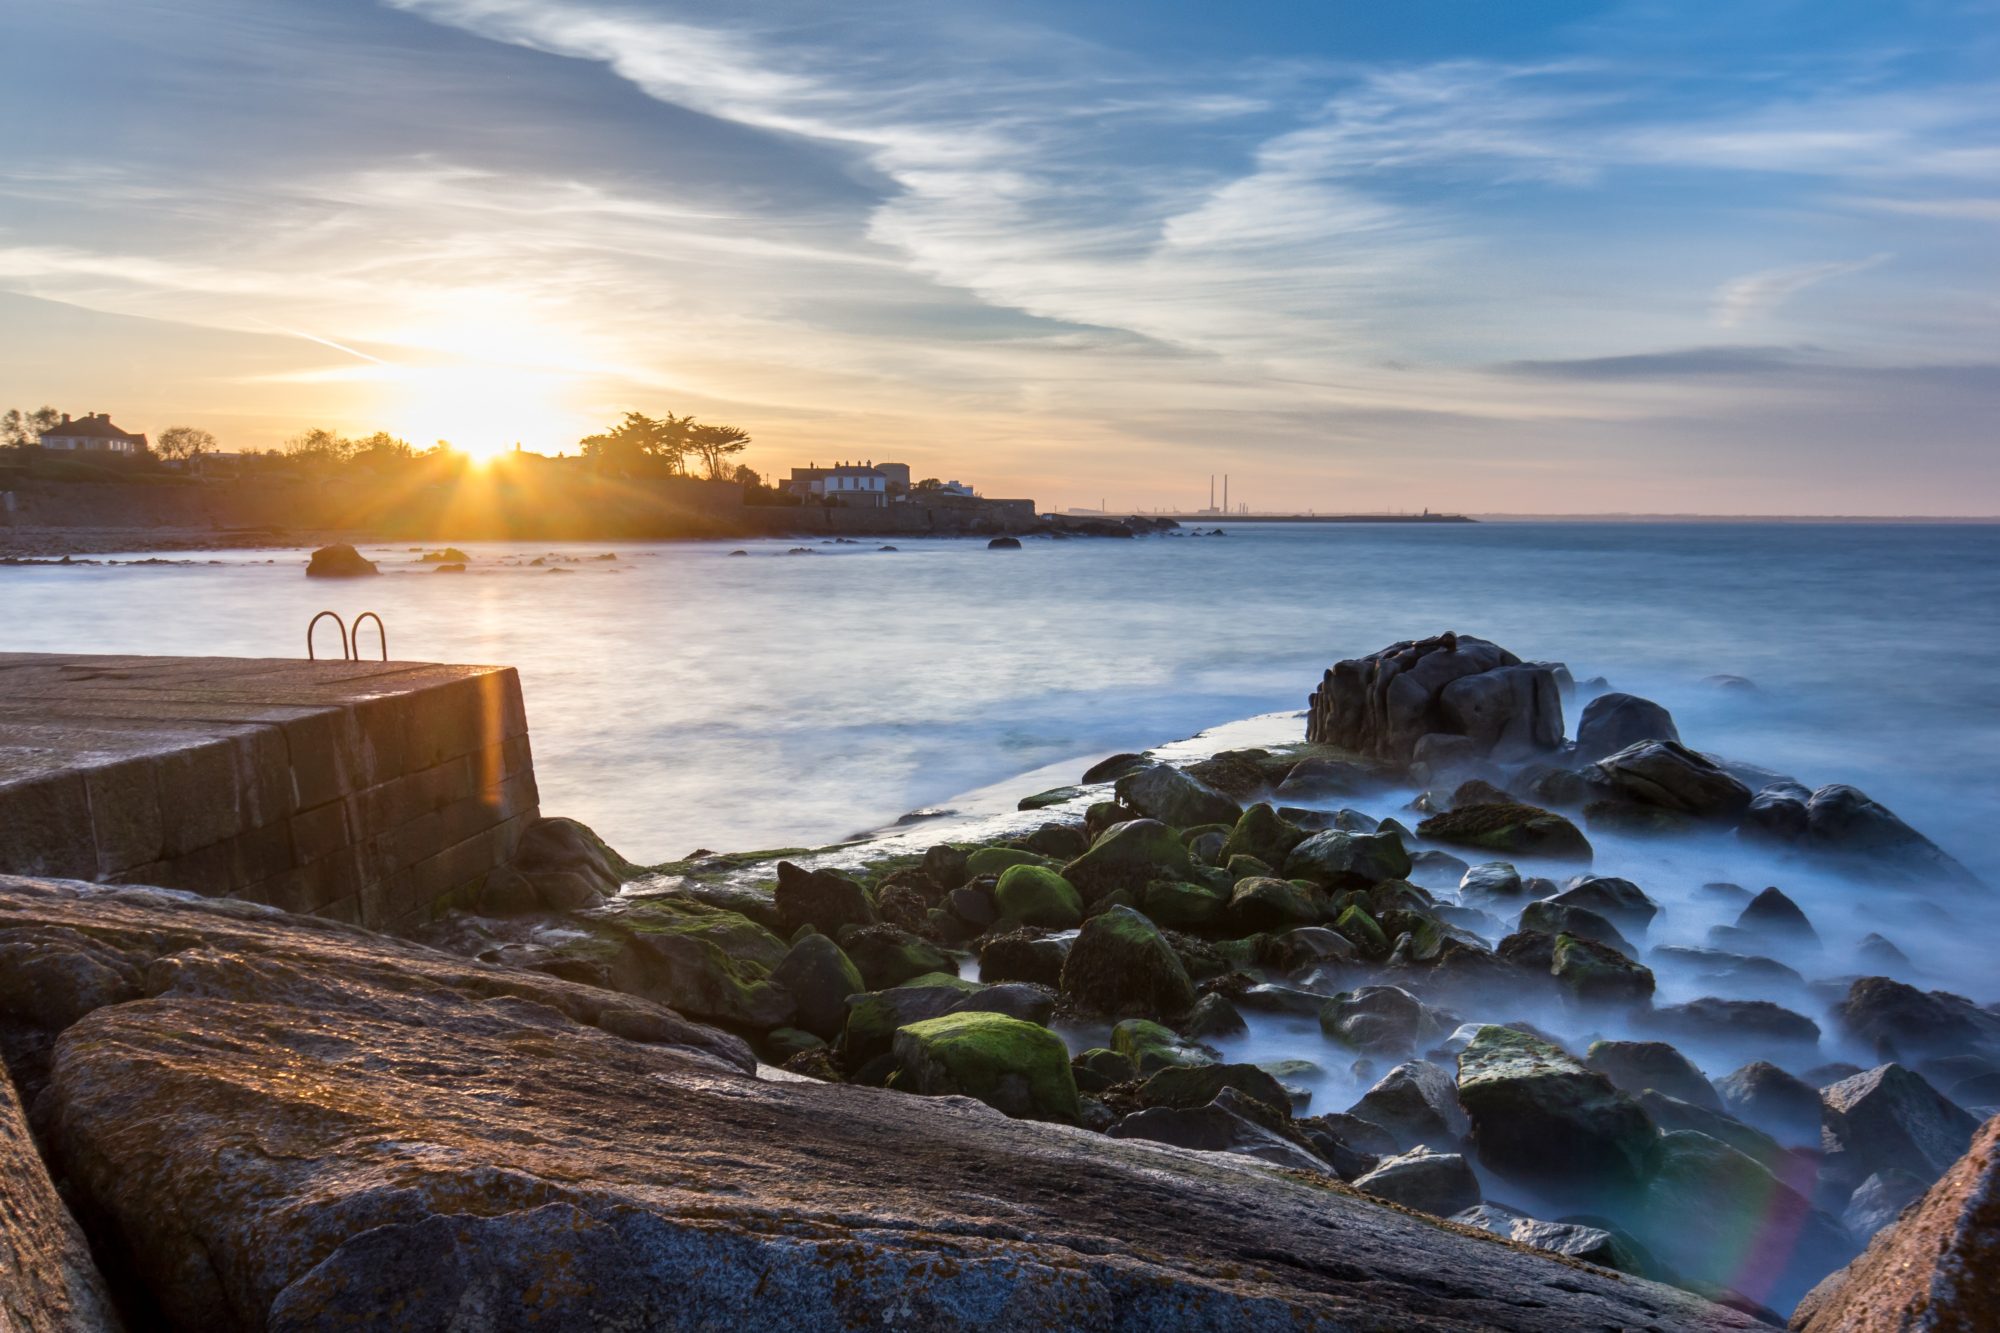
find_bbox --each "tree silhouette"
[691,423,751,479]
[157,425,218,461]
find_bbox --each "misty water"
[6,520,1998,1267]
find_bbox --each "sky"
[2,0,1997,514]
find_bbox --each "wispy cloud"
[1711,253,1892,327]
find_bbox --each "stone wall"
[0,655,537,931]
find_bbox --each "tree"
[578,411,694,475]
[690,422,751,479]
[156,425,217,461]
[913,478,944,493]
[348,431,413,470]
[283,428,355,465]
[1,406,59,449]
[731,463,762,488]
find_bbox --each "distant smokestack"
[1209,475,1215,510]
[1223,474,1229,513]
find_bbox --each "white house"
[38,412,147,454]
[782,460,893,508]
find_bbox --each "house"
[781,460,895,508]
[38,412,147,454]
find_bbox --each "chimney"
[60,414,71,425]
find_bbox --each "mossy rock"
[1551,933,1656,1006]
[774,862,877,937]
[891,1010,1080,1124]
[1138,1062,1293,1116]
[612,900,795,1032]
[1417,803,1593,861]
[1283,830,1412,889]
[1225,854,1275,881]
[1180,822,1233,846]
[1062,819,1192,902]
[1111,1018,1215,1074]
[1141,878,1229,930]
[993,864,1084,930]
[1334,904,1390,959]
[763,1027,828,1063]
[835,924,950,992]
[1221,803,1308,868]
[842,973,987,1065]
[965,846,1054,879]
[1061,905,1198,1018]
[1228,877,1327,931]
[1072,1046,1138,1094]
[1115,763,1244,829]
[769,933,866,1039]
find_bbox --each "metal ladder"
[307,610,388,661]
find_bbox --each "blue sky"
[2,0,1996,511]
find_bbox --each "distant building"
[782,460,891,508]
[938,480,975,497]
[38,412,147,454]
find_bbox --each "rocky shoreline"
[3,631,1995,1328]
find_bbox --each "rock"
[1137,1063,1293,1116]
[764,1026,826,1062]
[1016,822,1089,859]
[1635,1131,1852,1313]
[1354,1146,1481,1216]
[1451,1203,1650,1276]
[1417,803,1593,861]
[1081,752,1148,783]
[1136,878,1225,929]
[1219,803,1307,868]
[842,975,1055,1067]
[1456,1026,1659,1204]
[504,815,629,908]
[1320,986,1452,1057]
[1458,861,1523,905]
[1305,634,1563,763]
[1185,751,1275,800]
[1836,976,2000,1064]
[840,925,953,991]
[0,876,1777,1332]
[964,846,1049,879]
[1650,945,1804,996]
[1803,783,1980,885]
[1586,1040,1722,1111]
[991,864,1083,929]
[1648,998,1821,1052]
[1071,1046,1137,1093]
[1740,788,1810,846]
[976,930,1069,988]
[769,933,865,1040]
[1450,778,1515,808]
[592,899,797,1032]
[1518,900,1633,956]
[1715,1062,1823,1143]
[1180,992,1247,1039]
[1551,933,1656,1006]
[1794,1114,2000,1330]
[1060,820,1191,902]
[922,844,972,891]
[986,535,1022,549]
[1061,906,1197,1018]
[1839,1168,1927,1237]
[1282,830,1412,888]
[1185,829,1228,866]
[0,1042,123,1330]
[1854,933,1912,973]
[1592,740,1753,819]
[1108,1090,1332,1175]
[1114,763,1244,830]
[1548,875,1657,935]
[304,542,379,577]
[1735,887,1818,949]
[1405,849,1470,888]
[1227,877,1325,931]
[1573,693,1680,762]
[774,862,876,937]
[1347,1059,1469,1151]
[1820,1063,1978,1188]
[1272,757,1381,801]
[1408,734,1486,787]
[891,1011,1080,1124]
[431,561,466,573]
[1111,1018,1214,1074]
[1635,1091,1788,1172]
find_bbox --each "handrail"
[307,611,349,662]
[351,611,387,661]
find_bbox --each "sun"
[385,365,575,462]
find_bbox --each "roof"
[826,465,883,476]
[39,414,146,444]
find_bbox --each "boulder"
[1061,820,1191,901]
[1060,906,1197,1019]
[1017,823,1089,860]
[1573,693,1679,763]
[843,975,1056,1066]
[1305,634,1563,763]
[1071,1047,1138,1094]
[1714,1062,1823,1144]
[1518,900,1634,956]
[1081,752,1148,783]
[1734,888,1818,949]
[1794,1114,2000,1331]
[0,1043,123,1330]
[1136,1063,1293,1116]
[1111,1018,1215,1075]
[1835,976,2000,1063]
[964,846,1049,879]
[1219,803,1307,868]
[508,815,629,905]
[1227,877,1325,931]
[1347,1059,1469,1151]
[774,862,876,937]
[1141,878,1230,929]
[986,535,1022,549]
[1353,1147,1481,1216]
[1273,757,1383,801]
[1416,803,1592,861]
[1586,1041,1721,1111]
[1547,875,1657,935]
[1180,992,1247,1039]
[1635,1091,1789,1172]
[1451,1202,1651,1276]
[0,875,1776,1332]
[1634,1131,1852,1314]
[1839,1168,1927,1238]
[1550,933,1656,1006]
[304,542,379,577]
[1740,788,1810,845]
[1820,1063,1978,1189]
[992,864,1083,929]
[1592,741,1752,819]
[1456,1026,1659,1203]
[1803,783,1981,885]
[1646,998,1821,1052]
[601,899,796,1032]
[1458,861,1523,906]
[769,933,865,1040]
[922,844,971,891]
[838,925,953,992]
[1115,764,1244,830]
[1108,1090,1331,1176]
[1282,830,1412,889]
[891,1011,1080,1124]
[1320,986,1453,1057]
[975,930,1069,988]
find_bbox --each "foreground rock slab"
[0,876,1768,1331]
[0,1051,122,1331]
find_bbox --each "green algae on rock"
[1060,904,1197,1018]
[1417,802,1594,861]
[892,1010,1081,1124]
[991,864,1083,930]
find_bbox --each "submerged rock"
[1547,875,1658,935]
[1646,998,1821,1052]
[1320,986,1453,1057]
[1802,783,1981,885]
[1282,829,1412,888]
[304,542,379,577]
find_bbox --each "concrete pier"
[0,654,537,930]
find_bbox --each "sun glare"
[386,365,575,462]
